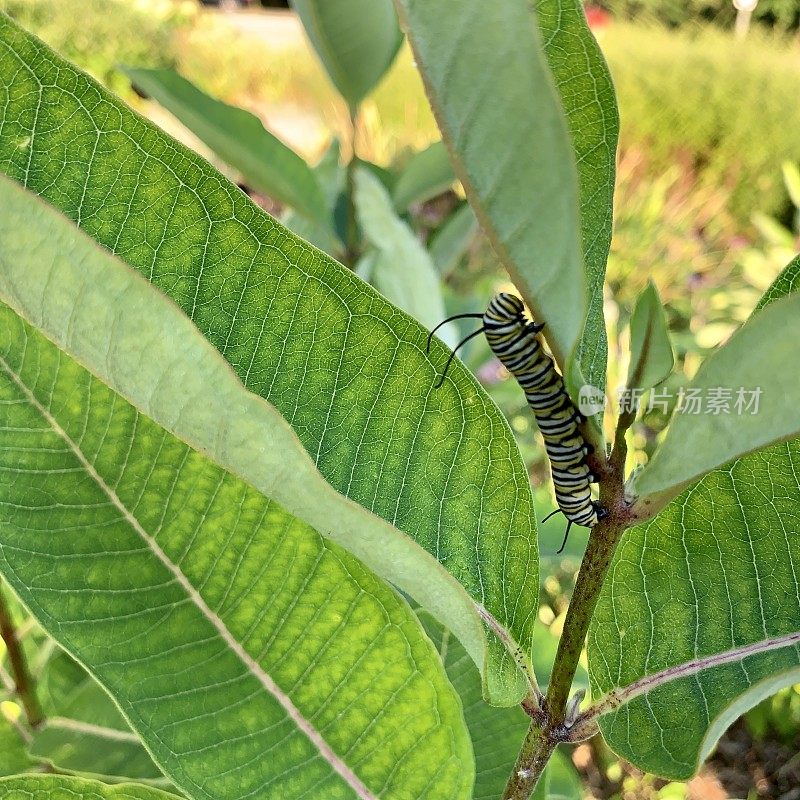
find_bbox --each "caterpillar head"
[496,292,525,316]
[485,293,525,328]
[485,293,545,334]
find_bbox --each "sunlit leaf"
[635,287,800,501]
[397,0,587,390]
[0,177,474,799]
[781,160,800,210]
[536,0,619,396]
[0,13,541,705]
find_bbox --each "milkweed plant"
[0,2,799,800]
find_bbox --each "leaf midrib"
[597,629,800,715]
[0,352,377,800]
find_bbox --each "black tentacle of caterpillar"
[427,292,608,553]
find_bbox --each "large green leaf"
[536,0,619,396]
[0,180,474,799]
[634,290,800,501]
[291,0,402,109]
[0,13,540,705]
[123,67,330,230]
[0,776,177,800]
[396,0,587,389]
[589,255,800,779]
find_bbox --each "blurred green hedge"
[604,22,800,224]
[0,0,193,95]
[596,0,800,31]
[5,0,798,231]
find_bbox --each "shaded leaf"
[634,290,800,500]
[0,178,474,799]
[544,752,583,800]
[536,0,619,396]
[291,0,402,108]
[589,255,800,779]
[0,776,179,800]
[124,67,330,228]
[626,280,674,392]
[417,611,582,800]
[29,725,161,785]
[0,709,36,776]
[356,157,397,195]
[281,139,344,256]
[31,651,163,783]
[397,0,587,390]
[417,611,528,800]
[353,166,455,346]
[393,141,455,212]
[0,13,541,706]
[429,203,478,276]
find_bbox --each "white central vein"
[0,355,376,800]
[588,629,800,723]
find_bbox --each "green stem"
[344,105,360,267]
[546,406,629,722]
[503,410,635,799]
[544,516,624,718]
[0,584,44,729]
[502,721,556,800]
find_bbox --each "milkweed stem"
[0,583,44,729]
[502,410,635,800]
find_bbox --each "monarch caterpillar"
[427,292,607,552]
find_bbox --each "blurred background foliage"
[1,0,799,797]
[595,0,800,30]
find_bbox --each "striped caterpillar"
[428,292,607,551]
